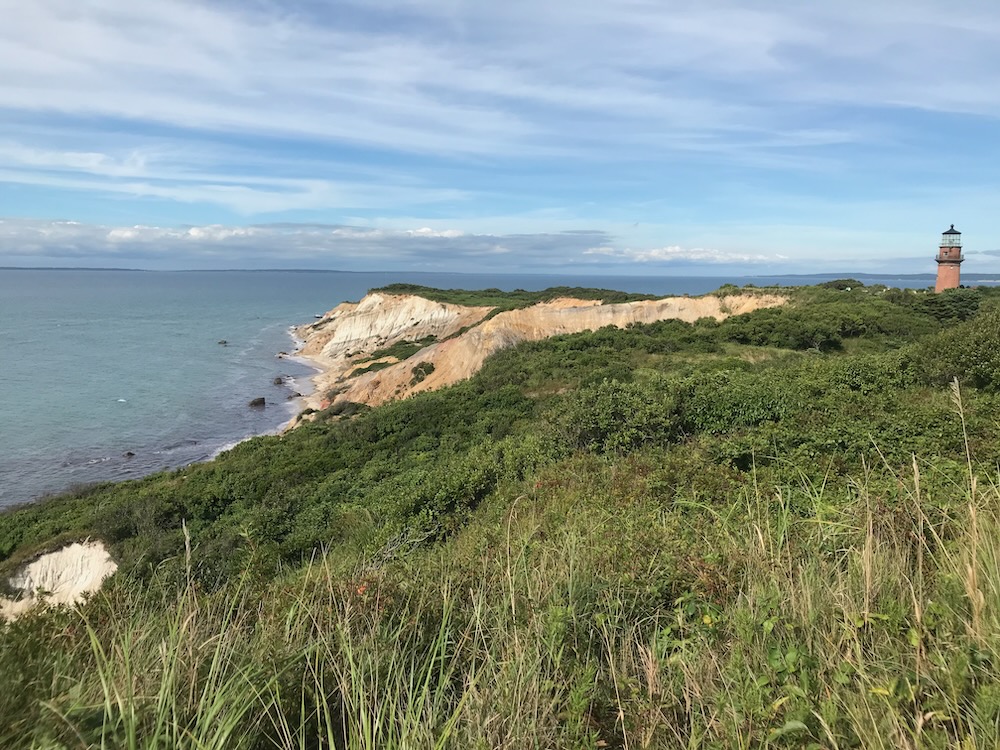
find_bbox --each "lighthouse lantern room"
[935,225,963,293]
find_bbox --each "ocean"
[0,269,955,509]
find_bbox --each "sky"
[2,0,1000,274]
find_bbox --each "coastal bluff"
[295,290,788,411]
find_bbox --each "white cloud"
[0,219,612,270]
[3,217,997,274]
[406,227,465,239]
[584,245,775,264]
[0,142,151,176]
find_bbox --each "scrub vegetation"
[4,282,1000,748]
[374,283,660,311]
[355,336,439,366]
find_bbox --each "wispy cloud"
[6,0,1000,160]
[584,245,778,264]
[0,139,469,214]
[2,1,1000,270]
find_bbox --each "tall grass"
[22,579,279,749]
[4,443,1000,748]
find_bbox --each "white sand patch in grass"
[0,541,117,620]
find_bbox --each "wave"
[209,436,254,459]
[155,438,200,454]
[60,454,112,469]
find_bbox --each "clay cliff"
[297,293,493,361]
[295,291,787,411]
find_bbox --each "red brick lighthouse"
[935,224,963,293]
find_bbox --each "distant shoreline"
[6,266,1000,281]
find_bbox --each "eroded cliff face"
[297,293,492,361]
[296,292,787,411]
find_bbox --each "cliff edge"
[296,290,787,411]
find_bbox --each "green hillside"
[3,282,1000,749]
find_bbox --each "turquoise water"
[0,269,952,508]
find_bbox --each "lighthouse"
[935,225,963,293]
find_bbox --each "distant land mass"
[777,273,1000,284]
[5,266,1000,283]
[0,265,149,272]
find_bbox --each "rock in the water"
[123,451,135,458]
[273,376,285,385]
[218,340,228,346]
[286,392,302,400]
[248,397,266,408]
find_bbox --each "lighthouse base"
[935,263,961,293]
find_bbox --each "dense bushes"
[717,298,938,350]
[920,309,1000,389]
[885,285,987,323]
[556,379,679,453]
[0,380,546,583]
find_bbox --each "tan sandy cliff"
[295,291,787,412]
[298,292,492,361]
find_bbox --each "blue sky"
[2,0,1000,274]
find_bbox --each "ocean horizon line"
[0,266,971,280]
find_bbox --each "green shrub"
[410,361,435,385]
[555,379,679,453]
[920,309,1000,389]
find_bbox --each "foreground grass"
[5,440,1000,749]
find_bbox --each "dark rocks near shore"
[248,397,266,408]
[273,376,285,385]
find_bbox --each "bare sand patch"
[0,541,117,620]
